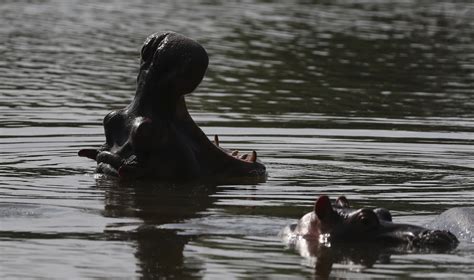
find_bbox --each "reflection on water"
[98,179,218,278]
[0,0,473,278]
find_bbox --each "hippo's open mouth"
[78,32,266,182]
[79,130,265,181]
[98,138,260,179]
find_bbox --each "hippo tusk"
[249,150,257,163]
[214,135,219,147]
[78,149,99,160]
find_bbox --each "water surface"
[1,0,473,278]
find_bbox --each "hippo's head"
[135,32,209,113]
[79,32,266,182]
[293,196,459,250]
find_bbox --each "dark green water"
[0,0,473,278]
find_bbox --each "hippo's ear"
[336,196,349,208]
[314,195,334,222]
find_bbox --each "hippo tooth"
[214,135,219,146]
[231,150,239,156]
[249,150,257,162]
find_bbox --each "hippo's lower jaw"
[80,132,267,182]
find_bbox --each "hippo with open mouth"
[284,195,459,251]
[78,32,266,182]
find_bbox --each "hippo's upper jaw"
[290,196,459,251]
[78,32,266,182]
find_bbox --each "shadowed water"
[1,0,473,278]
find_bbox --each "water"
[1,0,473,278]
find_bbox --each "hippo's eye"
[356,209,379,230]
[374,208,392,222]
[359,216,372,226]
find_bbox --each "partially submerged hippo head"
[290,195,459,250]
[79,32,266,182]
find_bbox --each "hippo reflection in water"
[283,195,459,250]
[79,32,266,182]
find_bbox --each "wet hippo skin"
[79,32,266,182]
[285,195,459,250]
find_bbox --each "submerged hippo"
[78,32,266,182]
[285,195,459,250]
[282,195,461,277]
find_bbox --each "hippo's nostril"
[130,117,154,151]
[103,110,126,146]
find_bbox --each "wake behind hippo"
[283,195,459,252]
[79,32,266,182]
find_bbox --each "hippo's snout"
[377,226,459,250]
[412,230,459,249]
